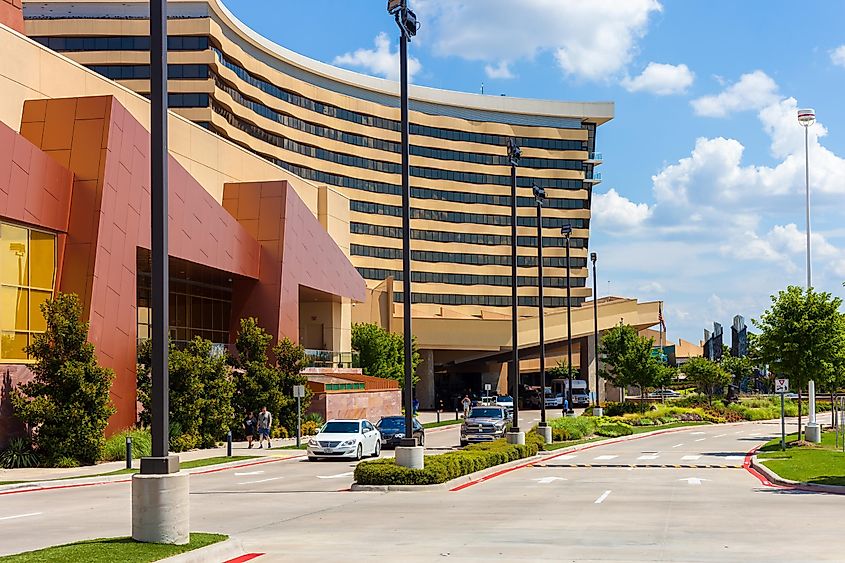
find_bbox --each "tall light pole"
[507,138,523,443]
[132,0,189,545]
[533,185,548,432]
[561,225,574,415]
[798,107,821,443]
[388,0,424,465]
[591,252,602,417]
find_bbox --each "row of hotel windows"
[0,222,57,362]
[350,223,586,248]
[87,64,209,80]
[357,268,586,289]
[393,292,583,308]
[213,104,584,189]
[211,48,588,151]
[214,76,584,170]
[34,35,210,52]
[349,200,588,229]
[349,244,587,269]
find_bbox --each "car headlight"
[308,438,318,446]
[340,439,357,447]
[394,433,404,438]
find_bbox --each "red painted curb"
[222,554,264,563]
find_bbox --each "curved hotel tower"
[24,0,611,313]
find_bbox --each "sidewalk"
[0,436,304,483]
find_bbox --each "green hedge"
[549,416,596,441]
[354,433,544,486]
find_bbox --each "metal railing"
[304,349,359,368]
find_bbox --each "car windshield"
[497,396,513,403]
[377,418,406,430]
[469,408,504,418]
[321,421,360,433]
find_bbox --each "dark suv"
[376,416,425,448]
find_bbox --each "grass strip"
[757,431,845,486]
[0,533,226,562]
[423,419,464,429]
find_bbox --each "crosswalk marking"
[594,455,618,461]
[681,455,701,461]
[638,454,660,460]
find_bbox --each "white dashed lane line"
[593,455,618,461]
[237,477,283,485]
[594,490,612,504]
[0,513,42,521]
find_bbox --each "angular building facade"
[23,0,611,312]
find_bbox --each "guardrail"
[304,349,358,368]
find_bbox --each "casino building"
[0,0,661,437]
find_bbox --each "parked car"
[571,391,591,407]
[307,419,381,461]
[648,389,680,398]
[376,416,425,448]
[545,393,564,407]
[460,406,510,447]
[496,395,514,417]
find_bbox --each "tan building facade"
[23,0,612,314]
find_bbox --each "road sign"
[484,383,492,391]
[293,385,306,398]
[775,378,789,393]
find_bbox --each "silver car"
[460,406,509,447]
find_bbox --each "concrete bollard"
[537,425,552,444]
[132,472,190,545]
[126,436,133,470]
[395,445,424,469]
[226,430,232,457]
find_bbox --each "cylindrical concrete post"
[506,431,525,445]
[132,472,190,545]
[806,380,821,443]
[395,446,424,469]
[537,425,552,444]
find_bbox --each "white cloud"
[690,70,779,117]
[333,33,421,82]
[621,62,694,95]
[413,0,662,81]
[484,61,514,80]
[638,281,665,293]
[831,45,845,68]
[592,188,652,231]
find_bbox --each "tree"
[231,318,291,437]
[720,353,755,389]
[547,360,570,381]
[351,323,421,388]
[138,337,234,451]
[11,293,115,466]
[599,324,662,412]
[682,357,731,405]
[273,336,311,434]
[753,286,845,441]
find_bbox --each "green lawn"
[271,444,308,450]
[423,418,464,429]
[0,533,226,562]
[540,421,708,451]
[757,431,845,486]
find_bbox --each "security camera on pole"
[388,0,424,468]
[798,108,821,444]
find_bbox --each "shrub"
[549,416,597,441]
[272,426,289,439]
[301,421,320,436]
[0,437,40,469]
[11,293,115,466]
[303,413,324,426]
[594,421,633,438]
[53,456,79,468]
[604,402,646,416]
[101,428,152,462]
[354,434,543,486]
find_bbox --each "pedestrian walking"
[243,411,256,449]
[461,395,471,418]
[257,406,273,449]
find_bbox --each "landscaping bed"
[757,431,845,487]
[354,433,544,486]
[0,533,227,563]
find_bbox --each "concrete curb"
[158,537,244,563]
[751,455,845,495]
[350,454,542,492]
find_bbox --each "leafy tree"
[273,337,311,435]
[352,323,421,388]
[138,337,234,451]
[682,357,731,405]
[547,359,570,381]
[720,353,755,389]
[753,286,845,441]
[11,293,115,466]
[231,318,290,437]
[599,324,662,412]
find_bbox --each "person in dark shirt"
[243,411,256,449]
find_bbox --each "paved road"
[2,416,843,561]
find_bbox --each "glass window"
[0,222,56,362]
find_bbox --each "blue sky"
[223,0,845,344]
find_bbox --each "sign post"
[775,378,789,450]
[293,385,306,447]
[484,383,492,399]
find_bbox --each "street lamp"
[507,138,523,443]
[388,0,423,466]
[533,185,548,432]
[561,225,574,415]
[798,107,821,443]
[591,252,602,417]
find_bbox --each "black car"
[376,416,425,448]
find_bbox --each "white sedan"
[307,419,381,461]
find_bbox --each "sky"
[222,0,845,344]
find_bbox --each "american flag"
[658,304,666,332]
